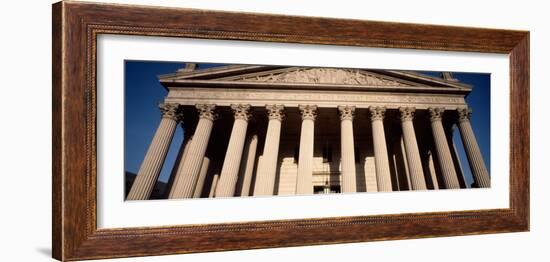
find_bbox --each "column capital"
[338,105,356,121]
[159,103,181,121]
[457,107,472,123]
[399,107,416,122]
[196,104,217,121]
[231,104,252,121]
[266,104,285,121]
[428,107,445,122]
[299,105,318,121]
[369,106,386,121]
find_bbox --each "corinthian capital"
[338,105,355,121]
[369,106,386,121]
[231,104,252,121]
[457,107,472,122]
[428,107,445,122]
[399,107,416,122]
[159,103,181,121]
[196,104,217,121]
[266,104,285,121]
[299,105,318,121]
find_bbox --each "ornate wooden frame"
[52,1,529,261]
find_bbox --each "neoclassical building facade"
[126,64,490,200]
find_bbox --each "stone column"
[166,135,193,198]
[428,107,461,189]
[427,151,440,189]
[369,106,393,192]
[400,137,413,190]
[457,107,490,188]
[399,107,427,190]
[254,105,285,196]
[192,157,210,198]
[296,105,317,195]
[237,134,259,196]
[449,134,468,188]
[338,105,357,193]
[209,174,219,198]
[215,104,252,197]
[127,103,180,200]
[169,104,217,199]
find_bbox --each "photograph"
[124,61,491,200]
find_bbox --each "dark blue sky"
[124,61,490,188]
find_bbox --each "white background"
[0,0,546,261]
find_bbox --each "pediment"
[230,68,411,87]
[159,64,472,90]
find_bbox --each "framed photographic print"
[52,1,529,261]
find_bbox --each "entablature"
[165,87,467,109]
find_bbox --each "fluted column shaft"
[193,157,211,198]
[457,107,490,187]
[167,135,193,197]
[254,105,284,196]
[296,105,317,195]
[399,137,413,189]
[369,106,393,192]
[209,174,219,198]
[127,103,180,200]
[427,151,440,189]
[338,106,357,193]
[429,107,460,189]
[169,104,217,199]
[215,105,251,197]
[238,135,259,196]
[399,107,427,190]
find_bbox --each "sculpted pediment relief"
[234,68,411,86]
[159,65,472,90]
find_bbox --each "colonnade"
[126,102,490,200]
